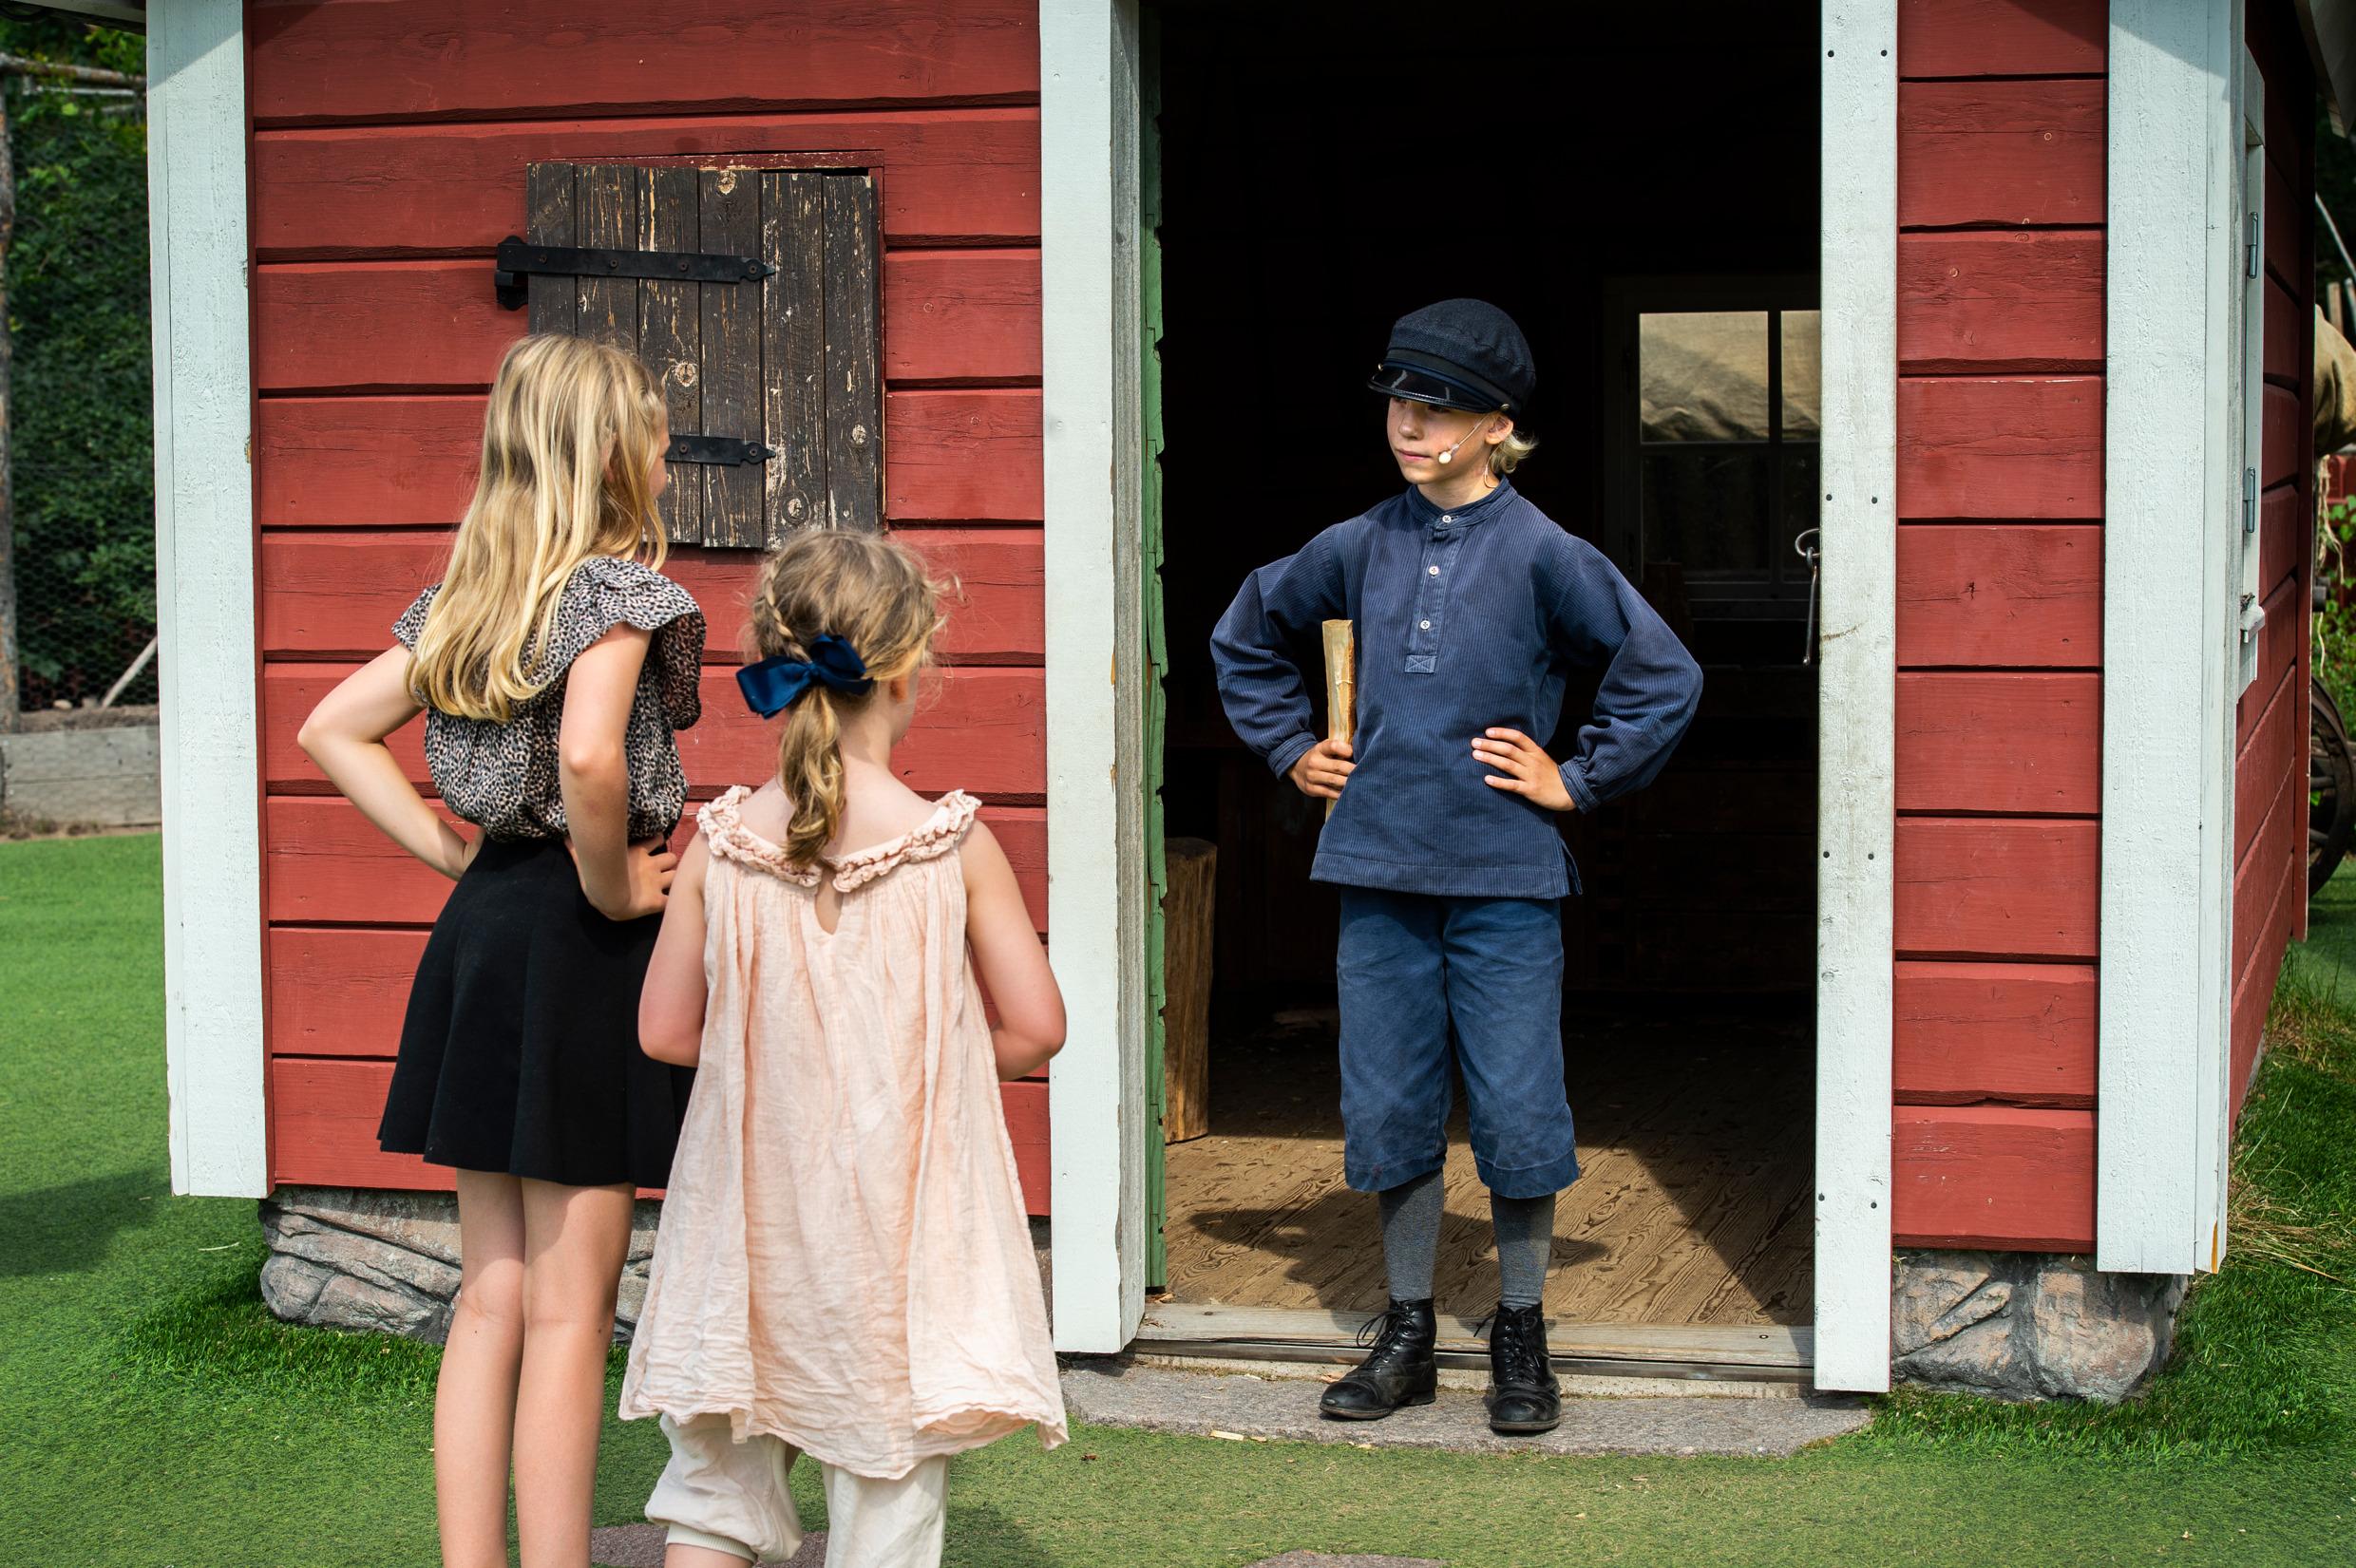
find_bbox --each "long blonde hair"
[749,530,946,867]
[408,334,671,722]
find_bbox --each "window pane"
[1780,311,1820,439]
[1642,445,1773,574]
[1641,312,1771,441]
[1783,443,1821,553]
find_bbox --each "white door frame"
[2099,0,2246,1276]
[1039,0,1151,1352]
[151,0,268,1199]
[1814,0,1899,1393]
[1040,1,1901,1389]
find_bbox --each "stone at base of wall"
[261,1196,2174,1404]
[259,1188,1058,1348]
[259,1186,662,1345]
[1891,1250,2188,1403]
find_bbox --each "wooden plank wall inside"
[1889,0,2107,1254]
[244,0,1050,1211]
[2229,1,2317,1125]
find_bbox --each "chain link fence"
[1,44,157,833]
[2,462,160,834]
[9,459,156,712]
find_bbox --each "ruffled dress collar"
[697,784,979,892]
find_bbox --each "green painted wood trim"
[1140,4,1169,1290]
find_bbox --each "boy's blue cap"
[1370,298,1534,419]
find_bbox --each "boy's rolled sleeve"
[1211,530,1348,779]
[1548,546,1703,812]
[1265,728,1320,784]
[1557,757,1604,816]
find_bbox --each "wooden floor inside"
[1160,1003,1813,1326]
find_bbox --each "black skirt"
[378,836,694,1189]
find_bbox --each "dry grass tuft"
[2264,978,2356,1082]
[2226,1184,2351,1283]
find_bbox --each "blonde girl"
[621,530,1067,1568]
[298,334,706,1568]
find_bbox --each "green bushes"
[4,19,151,711]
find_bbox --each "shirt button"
[1429,565,1440,576]
[1419,619,1432,630]
[1441,515,1454,523]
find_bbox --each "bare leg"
[437,1169,527,1568]
[512,1177,636,1568]
[665,1545,753,1567]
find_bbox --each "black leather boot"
[1319,1297,1439,1420]
[1484,1302,1562,1434]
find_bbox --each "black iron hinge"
[493,235,774,310]
[665,435,774,466]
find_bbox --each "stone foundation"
[1891,1250,2187,1403]
[259,1188,1057,1347]
[259,1186,661,1344]
[261,1194,2180,1403]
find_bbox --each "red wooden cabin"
[144,0,2343,1394]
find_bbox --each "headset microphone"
[1434,414,1495,466]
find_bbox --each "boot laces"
[1352,1304,1426,1368]
[1489,1308,1551,1389]
[1355,1305,1405,1350]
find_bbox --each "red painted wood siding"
[244,0,1050,1212]
[1890,1,2107,1254]
[2229,3,2317,1125]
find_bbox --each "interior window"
[1637,308,1820,615]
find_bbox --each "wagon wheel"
[2311,678,2356,897]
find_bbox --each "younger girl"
[622,529,1067,1568]
[298,334,704,1568]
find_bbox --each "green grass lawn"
[3,833,2353,1567]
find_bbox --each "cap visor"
[1369,362,1501,412]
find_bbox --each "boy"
[1210,299,1702,1435]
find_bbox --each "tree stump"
[1162,837,1217,1143]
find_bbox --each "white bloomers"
[646,1413,950,1568]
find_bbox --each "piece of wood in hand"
[1321,619,1355,820]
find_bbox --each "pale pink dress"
[619,784,1068,1480]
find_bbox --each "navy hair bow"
[736,634,874,717]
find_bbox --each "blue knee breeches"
[1334,886,1579,1200]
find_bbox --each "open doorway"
[1148,1,1822,1344]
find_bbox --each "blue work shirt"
[1210,481,1703,898]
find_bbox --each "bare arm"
[962,820,1065,1081]
[559,624,675,920]
[639,834,711,1067]
[297,647,473,879]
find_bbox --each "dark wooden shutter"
[520,161,883,546]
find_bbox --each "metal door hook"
[1796,528,1822,666]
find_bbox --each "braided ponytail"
[746,531,947,868]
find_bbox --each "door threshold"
[1133,1303,1813,1385]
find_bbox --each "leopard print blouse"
[393,557,706,842]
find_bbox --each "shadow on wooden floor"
[1159,1000,1813,1326]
